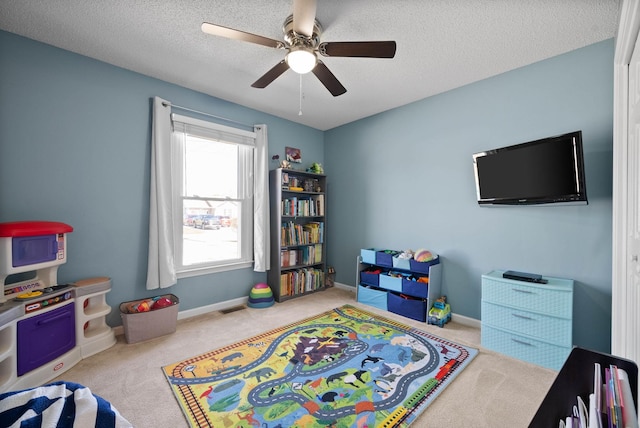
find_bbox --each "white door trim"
[612,0,640,359]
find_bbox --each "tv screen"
[473,131,587,205]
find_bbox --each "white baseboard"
[451,313,481,328]
[113,283,481,336]
[333,281,355,293]
[336,281,480,328]
[113,295,249,337]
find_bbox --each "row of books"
[560,363,637,428]
[280,268,325,297]
[281,195,324,217]
[280,244,323,267]
[281,221,324,246]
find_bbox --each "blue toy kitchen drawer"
[387,292,427,322]
[360,269,381,287]
[357,285,387,311]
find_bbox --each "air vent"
[219,305,246,315]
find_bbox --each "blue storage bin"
[360,248,380,265]
[387,292,427,322]
[379,273,403,292]
[376,250,400,268]
[392,255,411,270]
[357,285,387,311]
[402,277,429,298]
[409,255,440,274]
[360,269,381,287]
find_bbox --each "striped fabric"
[0,381,132,427]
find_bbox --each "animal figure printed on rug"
[361,355,384,367]
[221,351,243,363]
[342,370,368,388]
[437,343,452,356]
[326,371,347,385]
[235,409,259,427]
[243,367,275,382]
[369,342,386,353]
[199,385,213,399]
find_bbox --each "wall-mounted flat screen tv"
[473,131,588,206]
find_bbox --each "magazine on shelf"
[563,363,638,428]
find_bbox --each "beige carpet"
[54,287,557,427]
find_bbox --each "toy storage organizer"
[356,249,442,322]
[0,221,116,393]
[119,294,179,344]
[481,270,574,371]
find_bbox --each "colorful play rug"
[162,305,478,428]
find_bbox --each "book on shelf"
[281,221,324,246]
[280,245,323,267]
[279,267,325,297]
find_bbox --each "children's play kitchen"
[0,221,116,393]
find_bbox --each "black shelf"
[268,168,328,302]
[529,346,638,427]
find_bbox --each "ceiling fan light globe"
[286,49,317,74]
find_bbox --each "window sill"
[177,261,254,279]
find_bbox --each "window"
[171,114,256,276]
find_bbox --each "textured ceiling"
[0,0,621,130]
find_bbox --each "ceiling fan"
[201,0,396,97]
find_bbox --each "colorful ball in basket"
[248,283,275,308]
[414,249,435,262]
[152,297,173,310]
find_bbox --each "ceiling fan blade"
[251,60,290,88]
[312,61,346,97]
[319,41,397,58]
[201,22,284,49]
[293,0,317,37]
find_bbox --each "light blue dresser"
[481,270,573,370]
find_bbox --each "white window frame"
[171,114,256,278]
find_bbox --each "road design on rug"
[163,305,477,428]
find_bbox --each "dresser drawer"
[481,301,571,346]
[482,276,572,318]
[481,325,571,370]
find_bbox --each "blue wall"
[0,31,324,327]
[324,39,614,353]
[0,30,615,353]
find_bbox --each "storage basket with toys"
[119,294,179,344]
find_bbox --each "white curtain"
[253,124,270,272]
[146,99,270,283]
[146,97,177,290]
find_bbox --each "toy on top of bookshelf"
[306,162,324,174]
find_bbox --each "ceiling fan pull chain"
[299,74,303,116]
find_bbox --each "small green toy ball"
[248,283,275,308]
